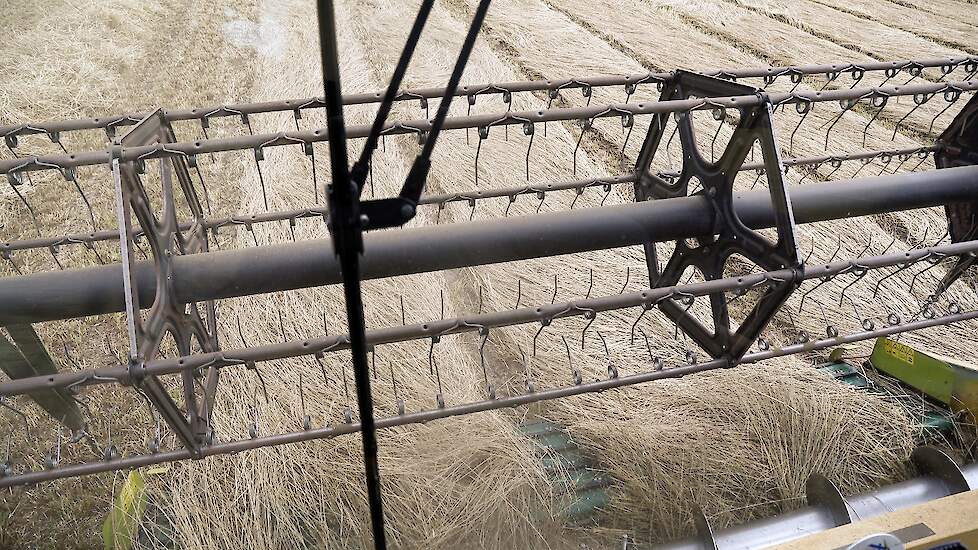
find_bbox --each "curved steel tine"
[927,92,961,136]
[524,122,535,181]
[400,295,406,326]
[911,221,931,249]
[822,103,851,151]
[246,223,259,247]
[580,310,597,350]
[585,268,594,299]
[101,405,119,461]
[2,251,23,275]
[813,299,832,334]
[478,285,484,314]
[710,114,724,163]
[532,318,550,356]
[479,327,494,398]
[803,232,816,264]
[817,71,839,92]
[873,260,911,299]
[84,241,105,265]
[569,186,584,210]
[248,387,260,438]
[45,424,62,469]
[1,434,11,476]
[0,396,32,439]
[500,194,512,217]
[287,218,297,243]
[619,266,631,294]
[250,362,271,405]
[910,151,931,172]
[543,92,556,137]
[431,338,445,408]
[514,278,522,310]
[132,235,150,260]
[861,96,888,148]
[133,384,162,453]
[469,198,477,221]
[621,113,636,156]
[65,169,98,232]
[824,159,844,181]
[253,147,269,212]
[7,174,43,237]
[909,259,943,296]
[535,191,546,213]
[572,118,592,176]
[630,304,650,344]
[519,347,534,393]
[798,275,830,313]
[105,334,124,365]
[474,126,488,187]
[665,121,680,168]
[597,330,611,356]
[829,236,843,263]
[881,235,898,255]
[440,289,445,320]
[389,359,405,415]
[891,96,927,141]
[600,183,613,206]
[48,245,65,271]
[551,273,559,304]
[750,169,765,190]
[858,234,874,257]
[838,266,867,307]
[298,373,311,430]
[877,154,893,176]
[311,345,330,388]
[562,335,581,385]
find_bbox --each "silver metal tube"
[2,80,974,175]
[0,165,976,326]
[658,464,978,549]
[2,58,971,140]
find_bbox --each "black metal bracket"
[935,92,978,295]
[633,71,802,361]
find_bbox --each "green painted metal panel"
[0,324,84,431]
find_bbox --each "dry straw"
[2,0,974,547]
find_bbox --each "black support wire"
[351,0,436,196]
[316,2,387,548]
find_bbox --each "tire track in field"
[883,0,978,28]
[439,0,632,177]
[721,0,967,70]
[808,0,978,55]
[650,0,966,143]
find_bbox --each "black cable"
[400,0,493,203]
[352,0,436,196]
[316,2,387,549]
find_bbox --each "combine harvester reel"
[2,2,978,548]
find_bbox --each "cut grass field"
[1,0,976,548]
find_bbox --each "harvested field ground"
[1,0,976,548]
